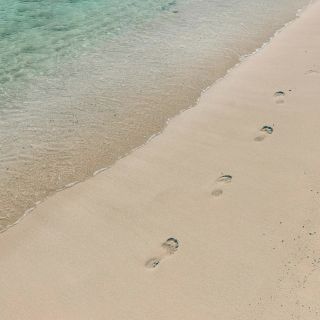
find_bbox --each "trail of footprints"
[255,89,285,141]
[145,91,284,270]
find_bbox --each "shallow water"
[0,0,311,230]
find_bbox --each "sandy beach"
[1,1,320,318]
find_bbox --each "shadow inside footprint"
[261,126,273,134]
[216,175,232,184]
[274,91,285,97]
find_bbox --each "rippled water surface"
[0,0,311,230]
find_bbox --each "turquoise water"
[0,0,311,230]
[0,0,177,88]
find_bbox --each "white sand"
[1,1,320,318]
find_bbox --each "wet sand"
[1,1,320,318]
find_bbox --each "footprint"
[305,65,320,74]
[145,237,179,269]
[162,237,179,254]
[305,69,320,75]
[274,91,285,104]
[212,174,232,197]
[254,125,274,142]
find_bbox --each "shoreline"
[0,1,311,232]
[1,0,320,318]
[2,0,312,234]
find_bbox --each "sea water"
[0,0,311,230]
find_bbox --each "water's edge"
[1,0,313,234]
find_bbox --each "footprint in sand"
[305,64,320,75]
[305,69,320,75]
[274,91,285,104]
[254,125,274,142]
[145,237,179,269]
[212,174,233,198]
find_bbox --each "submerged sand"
[1,1,320,318]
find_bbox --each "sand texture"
[1,1,320,319]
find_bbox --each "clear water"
[0,0,311,230]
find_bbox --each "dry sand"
[1,1,320,319]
